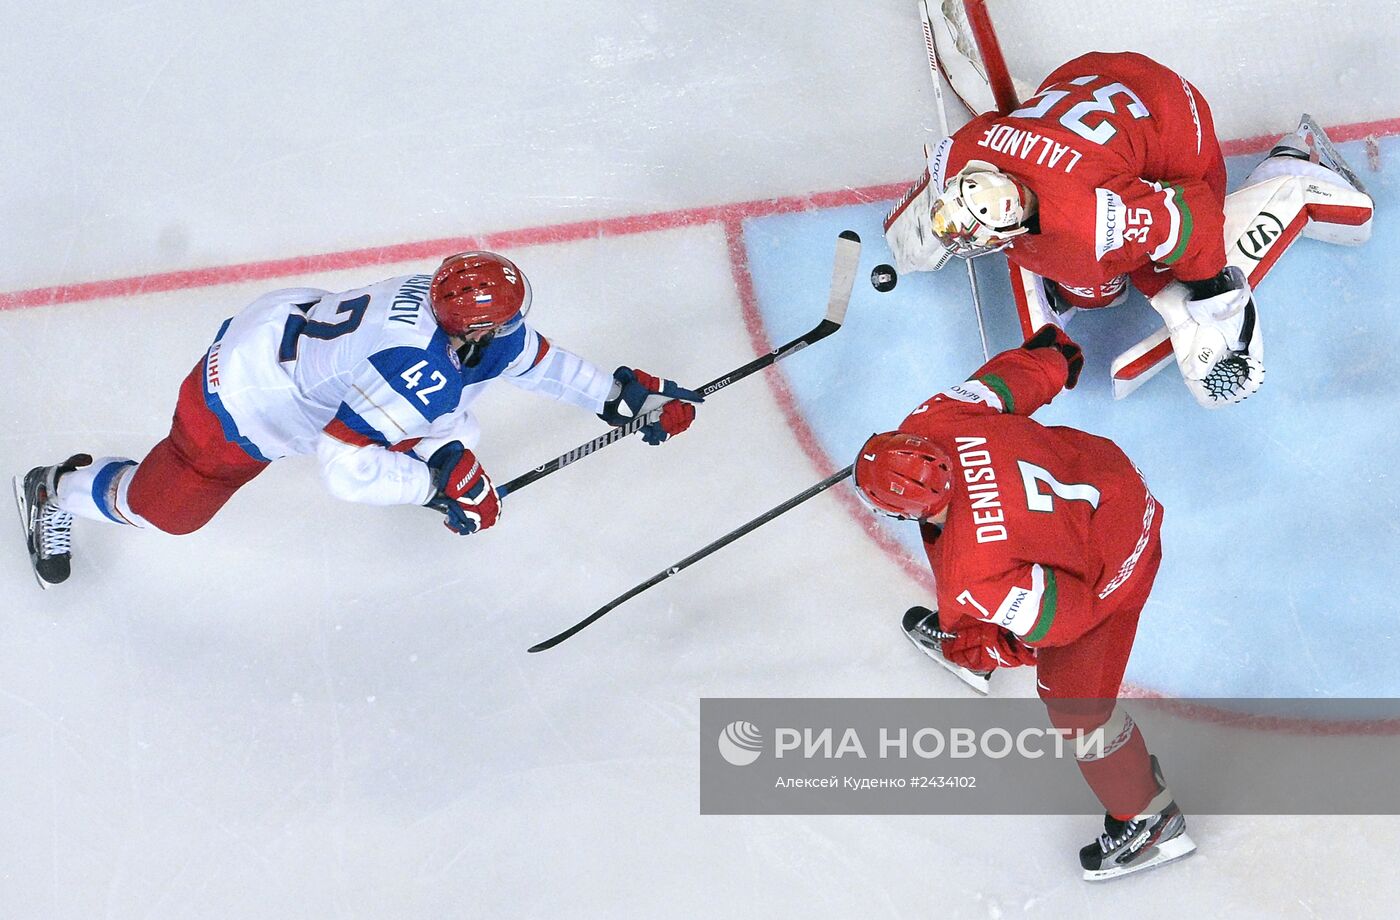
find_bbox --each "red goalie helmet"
[854,431,956,521]
[429,251,533,337]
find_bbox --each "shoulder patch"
[368,344,463,421]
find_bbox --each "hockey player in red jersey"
[854,325,1194,881]
[14,251,700,588]
[884,50,1373,407]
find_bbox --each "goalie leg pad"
[1240,159,1374,249]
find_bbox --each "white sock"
[54,457,150,528]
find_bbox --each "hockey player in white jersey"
[14,251,699,587]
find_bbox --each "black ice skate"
[1079,756,1196,881]
[13,454,91,589]
[900,606,992,695]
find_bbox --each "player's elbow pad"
[319,446,380,503]
[316,435,432,506]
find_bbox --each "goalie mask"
[931,161,1029,259]
[854,431,956,521]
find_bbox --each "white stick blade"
[825,230,862,324]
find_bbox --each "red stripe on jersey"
[390,438,422,454]
[323,418,378,448]
[532,335,551,368]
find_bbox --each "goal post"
[962,1,1019,115]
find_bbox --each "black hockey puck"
[871,263,898,293]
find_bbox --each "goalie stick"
[496,230,862,498]
[528,465,854,652]
[918,0,990,361]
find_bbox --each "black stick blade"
[527,465,854,653]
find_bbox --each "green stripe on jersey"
[977,373,1015,414]
[1024,568,1058,644]
[1163,185,1194,265]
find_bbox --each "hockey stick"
[495,230,862,498]
[1110,330,1173,400]
[965,256,991,362]
[919,0,990,361]
[528,465,854,652]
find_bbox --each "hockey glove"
[424,442,501,535]
[1023,323,1085,389]
[943,620,1038,672]
[1150,267,1264,407]
[598,367,701,445]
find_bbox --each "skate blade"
[1298,113,1368,194]
[901,626,992,695]
[1082,832,1197,882]
[12,474,47,592]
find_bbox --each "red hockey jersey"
[940,51,1228,296]
[901,348,1162,648]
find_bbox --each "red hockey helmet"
[429,251,533,337]
[854,431,955,521]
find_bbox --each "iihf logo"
[717,720,764,766]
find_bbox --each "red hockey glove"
[598,367,701,445]
[1022,324,1085,389]
[943,620,1038,672]
[424,442,502,535]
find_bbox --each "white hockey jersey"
[201,274,613,505]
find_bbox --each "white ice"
[2,2,1398,918]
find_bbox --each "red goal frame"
[962,1,1020,115]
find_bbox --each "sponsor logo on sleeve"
[929,137,954,191]
[941,380,1002,411]
[205,341,223,392]
[1095,188,1126,261]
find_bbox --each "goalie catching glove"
[1150,265,1265,408]
[599,367,701,445]
[424,442,502,535]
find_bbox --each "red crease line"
[5,110,1393,313]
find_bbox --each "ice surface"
[743,138,1400,698]
[2,2,1398,918]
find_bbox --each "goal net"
[928,1,1394,142]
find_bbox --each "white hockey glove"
[883,169,956,274]
[1149,266,1265,408]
